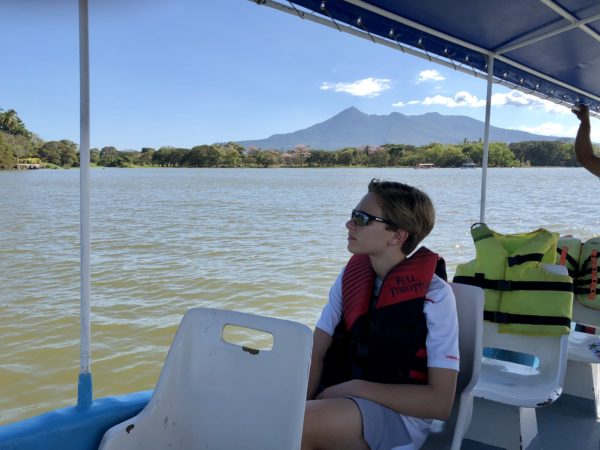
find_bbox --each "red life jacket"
[320,247,440,387]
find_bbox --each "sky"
[1,0,599,150]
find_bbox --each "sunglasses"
[351,209,397,228]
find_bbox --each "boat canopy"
[258,0,600,114]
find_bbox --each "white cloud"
[416,69,445,84]
[392,99,420,107]
[490,91,570,114]
[515,122,577,137]
[320,77,391,97]
[515,122,600,140]
[421,90,485,108]
[393,89,573,114]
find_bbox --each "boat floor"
[459,394,599,449]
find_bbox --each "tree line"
[1,108,595,170]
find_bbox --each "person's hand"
[316,379,365,400]
[572,103,590,122]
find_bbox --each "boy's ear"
[391,229,409,247]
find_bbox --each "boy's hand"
[316,379,365,400]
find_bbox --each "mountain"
[236,107,565,150]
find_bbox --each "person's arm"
[307,327,332,400]
[573,104,600,177]
[316,367,457,420]
[307,269,344,399]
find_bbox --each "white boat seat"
[568,330,600,363]
[422,283,484,450]
[475,325,568,407]
[98,308,312,450]
[564,299,600,418]
[465,264,570,450]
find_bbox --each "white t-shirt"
[316,267,460,448]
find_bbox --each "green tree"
[336,148,356,166]
[99,146,119,166]
[114,151,137,167]
[220,147,242,167]
[462,142,483,164]
[222,142,245,157]
[38,141,63,166]
[38,140,78,167]
[0,109,31,138]
[152,146,185,167]
[366,147,390,167]
[509,140,573,166]
[351,148,368,166]
[253,150,280,167]
[488,142,517,167]
[436,145,467,167]
[385,144,415,166]
[0,129,42,159]
[139,147,156,166]
[0,133,16,169]
[182,145,221,167]
[462,142,517,167]
[306,150,337,167]
[60,140,79,167]
[90,148,100,164]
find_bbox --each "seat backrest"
[421,284,484,450]
[451,283,484,394]
[572,300,600,329]
[482,322,568,374]
[99,308,312,450]
[481,264,569,390]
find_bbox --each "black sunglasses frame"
[351,209,397,228]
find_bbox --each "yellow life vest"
[454,223,573,335]
[575,237,600,310]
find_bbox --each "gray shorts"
[348,397,414,450]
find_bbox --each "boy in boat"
[302,179,459,450]
[573,103,600,177]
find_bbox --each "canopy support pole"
[480,55,493,223]
[77,0,92,410]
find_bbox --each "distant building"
[15,163,41,170]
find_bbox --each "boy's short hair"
[368,178,435,255]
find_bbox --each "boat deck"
[459,395,599,449]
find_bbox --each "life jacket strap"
[351,341,368,379]
[507,253,544,266]
[556,247,579,273]
[590,250,597,300]
[577,251,598,299]
[453,273,573,292]
[483,311,571,327]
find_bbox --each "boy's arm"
[316,367,458,420]
[573,104,600,177]
[307,327,332,400]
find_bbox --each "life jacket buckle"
[497,280,512,291]
[491,312,510,324]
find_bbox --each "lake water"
[1,167,599,424]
